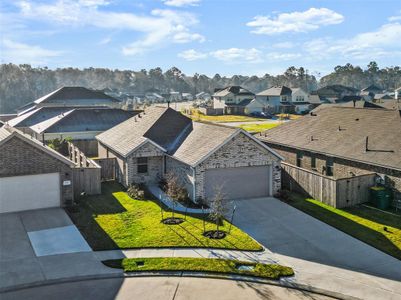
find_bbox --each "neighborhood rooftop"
[259,106,401,170]
[213,86,254,97]
[257,86,292,96]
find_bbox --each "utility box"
[370,186,392,210]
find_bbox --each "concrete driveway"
[0,208,118,290]
[230,197,401,299]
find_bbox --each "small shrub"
[127,184,146,200]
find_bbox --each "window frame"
[137,157,148,174]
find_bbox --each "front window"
[282,95,288,102]
[296,96,304,102]
[137,157,148,174]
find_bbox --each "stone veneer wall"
[194,132,281,202]
[264,143,401,201]
[0,136,74,206]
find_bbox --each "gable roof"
[316,85,359,97]
[213,86,254,97]
[362,84,383,92]
[17,87,121,114]
[96,106,191,157]
[9,107,74,127]
[259,106,401,171]
[257,86,292,96]
[30,108,137,134]
[374,93,393,100]
[0,125,74,166]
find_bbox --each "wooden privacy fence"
[281,162,376,208]
[93,158,116,181]
[68,142,101,197]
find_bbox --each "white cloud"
[163,0,200,7]
[178,49,207,60]
[99,37,111,45]
[15,1,204,55]
[272,42,295,49]
[210,48,263,63]
[247,8,344,35]
[266,52,301,61]
[1,39,62,65]
[304,22,401,60]
[388,10,401,22]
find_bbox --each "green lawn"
[238,123,280,133]
[103,257,294,280]
[69,182,262,251]
[287,193,401,260]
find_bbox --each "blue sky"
[1,0,400,77]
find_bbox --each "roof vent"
[338,125,345,131]
[310,112,317,116]
[310,136,318,141]
[355,118,359,121]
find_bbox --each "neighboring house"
[258,106,401,208]
[16,86,121,114]
[182,93,194,101]
[373,93,394,101]
[8,107,137,156]
[0,125,75,213]
[196,92,211,101]
[249,86,292,114]
[96,106,282,203]
[291,88,311,113]
[0,114,17,123]
[213,86,255,115]
[361,84,384,95]
[169,91,182,102]
[315,85,359,103]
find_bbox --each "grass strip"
[103,257,294,280]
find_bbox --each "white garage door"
[204,166,271,200]
[0,173,61,214]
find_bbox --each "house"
[196,92,211,101]
[361,84,384,95]
[213,86,255,115]
[258,106,401,208]
[291,88,311,114]
[0,125,75,213]
[373,93,394,101]
[315,85,359,103]
[182,93,194,101]
[16,86,121,114]
[249,86,293,114]
[96,106,282,202]
[8,107,137,156]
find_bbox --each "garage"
[0,173,61,213]
[204,165,271,200]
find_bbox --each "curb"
[0,271,360,300]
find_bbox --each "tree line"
[0,62,399,113]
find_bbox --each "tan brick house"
[0,126,75,213]
[96,106,282,203]
[258,106,401,208]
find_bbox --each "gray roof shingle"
[259,106,401,170]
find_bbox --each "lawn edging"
[102,257,294,280]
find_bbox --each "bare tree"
[209,186,229,234]
[165,173,187,220]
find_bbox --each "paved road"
[0,277,335,300]
[230,197,401,300]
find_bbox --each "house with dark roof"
[8,88,137,156]
[17,86,121,114]
[212,86,255,115]
[315,85,359,103]
[361,84,384,94]
[96,106,282,203]
[0,125,75,213]
[258,106,401,208]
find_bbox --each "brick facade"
[194,132,281,202]
[265,142,401,201]
[0,136,74,206]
